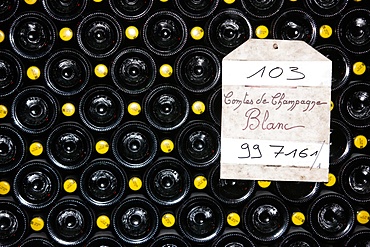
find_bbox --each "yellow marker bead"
[357,210,370,224]
[255,25,269,39]
[125,26,139,40]
[227,212,240,227]
[95,64,108,78]
[62,103,75,117]
[160,0,169,2]
[194,175,207,190]
[24,0,37,4]
[258,181,271,188]
[159,64,173,78]
[27,66,41,80]
[0,181,11,195]
[324,173,336,187]
[0,30,5,43]
[224,0,235,3]
[29,142,43,156]
[59,27,73,41]
[64,179,77,193]
[0,105,8,118]
[30,217,44,231]
[96,140,109,154]
[129,177,142,191]
[319,25,333,39]
[330,101,334,111]
[162,213,176,227]
[161,139,174,153]
[353,62,366,75]
[128,102,141,116]
[97,215,110,229]
[93,0,103,2]
[353,0,361,2]
[292,212,305,226]
[354,135,368,149]
[192,101,205,115]
[190,27,204,40]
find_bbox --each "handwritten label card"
[220,39,332,182]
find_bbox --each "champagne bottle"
[304,0,348,17]
[9,12,56,59]
[272,9,317,45]
[77,12,122,58]
[0,0,18,22]
[175,46,221,93]
[344,229,370,246]
[241,0,284,18]
[80,159,127,207]
[0,50,23,97]
[177,195,225,243]
[142,10,187,56]
[242,192,289,243]
[112,197,159,245]
[174,0,219,19]
[79,86,125,132]
[338,82,370,128]
[42,0,87,21]
[340,156,370,203]
[278,230,320,247]
[47,198,94,245]
[85,234,122,246]
[144,158,191,206]
[46,122,93,170]
[275,181,321,204]
[13,161,61,209]
[212,231,256,247]
[329,119,353,166]
[177,121,220,169]
[149,233,191,247]
[44,49,90,96]
[19,236,54,247]
[144,85,189,131]
[112,121,158,169]
[208,87,221,126]
[0,201,27,247]
[109,0,153,20]
[207,9,252,55]
[12,87,58,134]
[111,48,156,94]
[308,191,355,242]
[0,125,25,173]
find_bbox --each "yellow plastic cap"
[97,215,110,229]
[258,181,271,188]
[30,217,44,231]
[330,101,334,111]
[29,142,43,156]
[159,64,173,78]
[192,101,206,115]
[357,210,370,224]
[27,66,41,80]
[324,173,336,187]
[0,181,11,195]
[25,0,37,4]
[93,0,103,2]
[161,139,174,153]
[59,27,73,41]
[64,179,77,193]
[227,212,240,227]
[0,30,5,43]
[125,26,139,40]
[129,177,142,191]
[354,135,368,149]
[353,61,366,75]
[160,0,169,2]
[96,140,109,154]
[162,213,176,227]
[255,25,269,39]
[0,105,8,118]
[95,64,108,78]
[224,0,235,3]
[319,25,333,39]
[194,175,207,190]
[190,27,204,40]
[292,212,305,226]
[62,103,75,117]
[128,102,141,116]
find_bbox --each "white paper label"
[220,39,332,182]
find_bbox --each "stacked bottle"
[0,0,370,246]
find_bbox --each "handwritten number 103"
[246,66,305,81]
[238,143,262,159]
